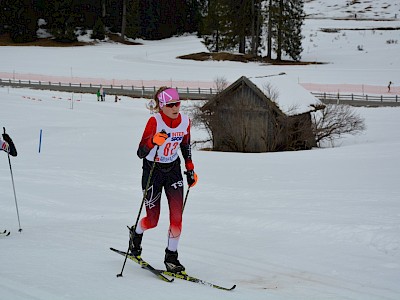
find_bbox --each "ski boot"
[164,248,185,273]
[128,226,143,257]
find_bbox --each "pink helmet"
[158,88,180,108]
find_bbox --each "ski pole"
[3,127,22,232]
[117,144,160,277]
[182,187,191,212]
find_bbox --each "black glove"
[2,133,12,144]
[184,170,198,187]
[2,133,17,157]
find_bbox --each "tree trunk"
[102,0,106,18]
[276,0,283,61]
[121,0,127,41]
[266,0,272,59]
[251,0,256,55]
[239,34,245,54]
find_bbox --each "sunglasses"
[165,101,181,108]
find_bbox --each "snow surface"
[249,74,322,114]
[1,2,400,299]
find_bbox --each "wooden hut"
[201,75,322,152]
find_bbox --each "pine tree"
[202,0,229,52]
[250,0,263,56]
[186,0,204,33]
[47,0,78,42]
[201,0,264,55]
[6,0,38,43]
[268,0,304,61]
[226,0,253,54]
[125,0,141,39]
[139,0,159,39]
[103,0,121,33]
[281,0,304,61]
[158,0,180,39]
[91,17,106,40]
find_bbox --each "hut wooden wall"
[285,113,317,150]
[202,76,316,153]
[209,83,282,152]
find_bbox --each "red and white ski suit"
[136,111,194,251]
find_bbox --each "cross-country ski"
[110,247,173,283]
[111,247,235,291]
[159,270,236,291]
[0,230,10,236]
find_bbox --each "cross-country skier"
[1,133,17,157]
[130,87,198,273]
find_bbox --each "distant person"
[97,89,101,101]
[115,95,119,102]
[100,86,104,101]
[388,81,392,93]
[147,99,156,114]
[102,89,106,101]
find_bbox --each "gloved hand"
[184,170,198,187]
[2,133,13,144]
[152,132,168,146]
[2,133,17,157]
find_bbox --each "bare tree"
[311,104,366,147]
[183,100,213,149]
[185,74,228,149]
[262,81,279,104]
[214,76,229,93]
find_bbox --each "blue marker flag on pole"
[39,129,42,153]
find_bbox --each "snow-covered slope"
[1,84,400,300]
[0,2,400,299]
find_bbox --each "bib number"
[164,142,179,157]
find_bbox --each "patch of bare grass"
[178,52,325,65]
